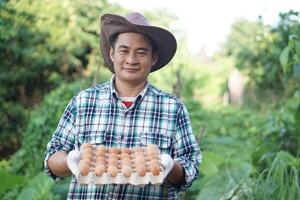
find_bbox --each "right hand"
[67,149,81,179]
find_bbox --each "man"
[44,12,201,199]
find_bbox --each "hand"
[67,149,80,179]
[160,154,174,179]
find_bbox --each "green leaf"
[197,162,252,200]
[17,172,57,200]
[276,151,296,166]
[280,46,290,74]
[200,151,225,177]
[0,170,24,196]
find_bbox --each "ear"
[109,48,114,62]
[152,52,158,66]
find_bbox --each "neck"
[114,78,147,97]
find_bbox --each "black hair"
[109,32,157,52]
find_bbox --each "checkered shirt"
[44,76,201,200]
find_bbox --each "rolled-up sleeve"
[44,96,78,181]
[172,104,202,192]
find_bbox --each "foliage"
[0,0,120,157]
[223,11,300,100]
[9,80,90,176]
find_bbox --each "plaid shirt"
[44,76,201,200]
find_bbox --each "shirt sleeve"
[171,103,202,192]
[44,96,78,181]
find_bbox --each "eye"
[137,51,146,56]
[118,49,128,54]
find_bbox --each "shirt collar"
[109,75,150,103]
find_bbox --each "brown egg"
[133,147,144,153]
[121,165,132,177]
[147,152,159,160]
[121,160,132,167]
[79,161,90,176]
[149,163,161,176]
[109,147,120,154]
[80,143,93,151]
[107,165,118,177]
[121,158,132,165]
[79,159,91,166]
[136,164,147,177]
[95,159,106,166]
[146,144,159,153]
[82,147,94,155]
[134,155,145,165]
[107,158,119,167]
[96,146,106,157]
[120,147,131,154]
[120,153,131,160]
[134,151,144,157]
[96,156,106,163]
[150,159,160,166]
[80,152,93,161]
[94,164,106,176]
[108,153,119,160]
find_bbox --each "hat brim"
[100,14,177,73]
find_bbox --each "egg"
[150,159,160,166]
[82,147,94,155]
[109,147,120,154]
[107,158,119,167]
[80,143,93,151]
[95,159,106,166]
[121,165,132,177]
[146,144,159,153]
[120,147,131,154]
[94,164,106,176]
[121,158,132,165]
[96,156,106,163]
[134,155,145,165]
[80,152,93,161]
[79,161,90,176]
[121,161,132,168]
[147,151,159,160]
[120,153,131,160]
[107,165,118,177]
[108,153,119,160]
[79,159,91,166]
[96,146,106,156]
[149,163,161,175]
[133,146,144,153]
[136,164,147,177]
[134,151,144,157]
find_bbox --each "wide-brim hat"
[100,12,177,73]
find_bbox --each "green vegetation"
[0,0,299,199]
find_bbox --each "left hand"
[160,154,174,179]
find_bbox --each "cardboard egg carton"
[77,144,165,185]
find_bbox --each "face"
[109,32,158,85]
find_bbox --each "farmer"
[44,12,201,199]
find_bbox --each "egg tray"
[78,170,164,185]
[77,144,165,185]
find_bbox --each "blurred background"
[0,0,299,199]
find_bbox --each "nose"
[126,53,138,66]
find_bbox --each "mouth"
[122,67,139,72]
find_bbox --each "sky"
[109,0,300,56]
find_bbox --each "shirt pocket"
[140,132,172,154]
[77,131,106,147]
